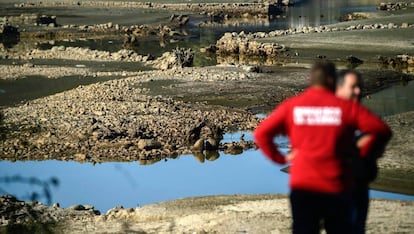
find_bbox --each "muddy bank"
[342,111,414,196]
[143,67,413,108]
[1,194,413,233]
[380,111,414,172]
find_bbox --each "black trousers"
[290,189,352,234]
[351,183,369,234]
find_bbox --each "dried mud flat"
[1,194,413,234]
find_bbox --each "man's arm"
[355,104,392,158]
[254,102,289,165]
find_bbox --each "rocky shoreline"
[1,65,412,163]
[2,46,199,71]
[0,67,264,163]
[211,21,414,59]
[1,194,413,234]
[3,46,151,62]
[15,1,283,19]
[1,1,414,233]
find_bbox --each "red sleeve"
[253,101,289,165]
[354,104,392,158]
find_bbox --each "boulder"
[205,150,220,161]
[346,56,364,66]
[37,15,57,27]
[147,48,194,70]
[138,139,162,150]
[0,23,19,39]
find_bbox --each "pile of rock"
[379,54,414,68]
[2,14,38,25]
[76,22,120,32]
[169,14,190,27]
[215,21,413,45]
[147,48,194,70]
[339,12,368,22]
[220,141,257,155]
[123,22,188,48]
[0,195,100,226]
[16,1,282,19]
[378,2,412,11]
[5,46,151,62]
[189,123,222,160]
[35,15,58,27]
[216,32,286,57]
[0,72,259,163]
[211,21,413,58]
[2,14,57,27]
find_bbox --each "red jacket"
[254,87,392,193]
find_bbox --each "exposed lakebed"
[1,0,414,232]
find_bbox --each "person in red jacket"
[254,61,392,234]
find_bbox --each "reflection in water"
[139,157,162,166]
[192,151,220,163]
[0,149,412,213]
[2,0,379,65]
[0,175,59,205]
[285,0,379,28]
[0,152,291,212]
[363,81,414,117]
[286,0,342,29]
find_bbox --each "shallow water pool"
[1,146,413,213]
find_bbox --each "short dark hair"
[337,69,363,89]
[310,60,337,90]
